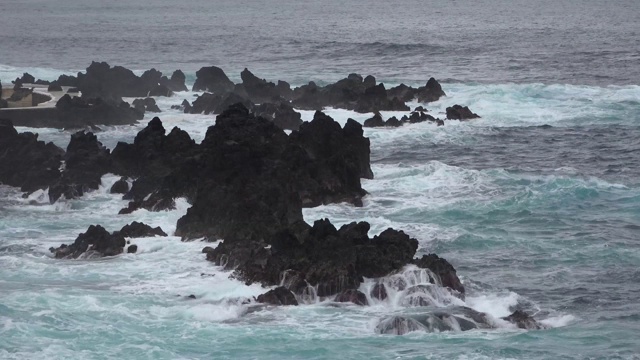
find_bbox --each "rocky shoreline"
[0,63,542,334]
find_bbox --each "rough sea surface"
[1,1,640,359]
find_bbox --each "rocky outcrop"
[0,119,64,192]
[192,66,235,93]
[49,225,126,259]
[116,221,167,238]
[291,74,445,112]
[256,287,298,306]
[363,111,441,128]
[48,131,112,202]
[446,105,480,120]
[206,219,418,298]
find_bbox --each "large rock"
[75,62,173,101]
[192,66,235,93]
[188,92,254,115]
[0,119,64,192]
[49,225,126,259]
[48,131,112,202]
[446,105,480,120]
[175,104,302,241]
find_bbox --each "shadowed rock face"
[116,222,167,238]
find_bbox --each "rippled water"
[2,0,640,359]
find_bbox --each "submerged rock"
[502,310,544,329]
[334,289,368,306]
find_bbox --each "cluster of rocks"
[49,222,167,259]
[1,63,188,129]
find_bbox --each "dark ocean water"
[1,1,640,359]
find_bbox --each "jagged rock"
[48,130,112,202]
[446,105,480,120]
[207,219,419,298]
[335,289,368,305]
[117,221,167,238]
[502,310,544,329]
[175,104,302,241]
[192,66,235,93]
[127,244,138,253]
[240,68,283,103]
[110,177,129,194]
[413,254,465,297]
[0,119,64,192]
[256,287,298,306]
[49,225,126,259]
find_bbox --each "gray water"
[1,1,640,359]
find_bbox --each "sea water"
[1,0,640,359]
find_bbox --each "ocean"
[1,0,640,359]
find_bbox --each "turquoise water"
[1,79,640,359]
